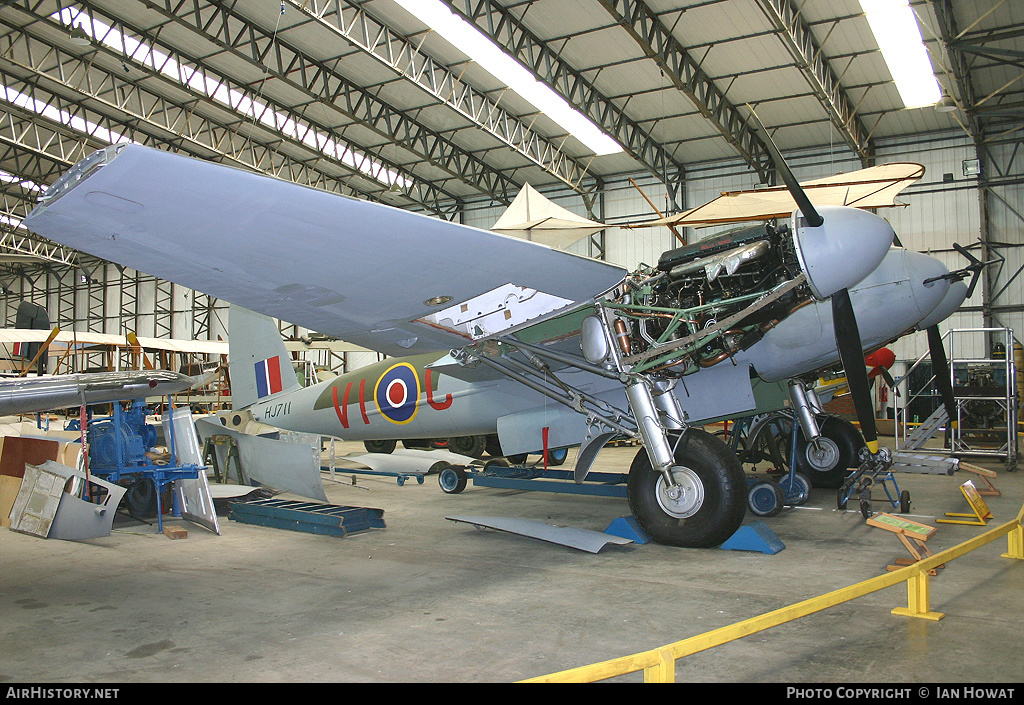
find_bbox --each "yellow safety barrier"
[522,503,1024,683]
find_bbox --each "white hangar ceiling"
[0,0,1021,268]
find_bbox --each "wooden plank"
[866,513,937,540]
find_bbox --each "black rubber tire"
[626,429,747,548]
[794,416,863,489]
[505,453,528,465]
[126,478,157,518]
[778,471,812,506]
[448,435,486,459]
[438,466,468,494]
[484,435,503,458]
[900,489,911,514]
[545,447,569,466]
[747,480,785,517]
[363,439,396,454]
[860,498,873,520]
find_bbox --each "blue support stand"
[719,521,786,554]
[604,516,651,544]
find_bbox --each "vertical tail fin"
[228,305,302,410]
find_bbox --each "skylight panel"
[394,0,623,156]
[53,9,412,190]
[859,0,941,109]
[2,85,133,146]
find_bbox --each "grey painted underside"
[24,145,626,358]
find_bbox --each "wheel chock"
[604,516,651,544]
[719,521,785,554]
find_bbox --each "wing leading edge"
[24,145,626,358]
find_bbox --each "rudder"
[228,305,301,410]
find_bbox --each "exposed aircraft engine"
[600,222,807,376]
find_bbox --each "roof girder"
[441,0,687,209]
[753,0,874,165]
[133,0,518,207]
[289,0,599,196]
[591,0,775,183]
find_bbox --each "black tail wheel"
[627,429,747,548]
[794,416,862,489]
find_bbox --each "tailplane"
[228,305,302,410]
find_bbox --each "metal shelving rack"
[896,327,1018,470]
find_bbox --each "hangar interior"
[0,0,1023,684]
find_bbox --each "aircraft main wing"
[24,145,627,358]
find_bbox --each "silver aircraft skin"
[22,144,968,547]
[0,369,195,416]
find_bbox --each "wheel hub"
[805,437,840,471]
[656,465,705,519]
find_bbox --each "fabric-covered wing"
[632,163,924,228]
[24,145,626,358]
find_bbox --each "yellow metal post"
[643,648,676,683]
[1003,523,1024,560]
[892,570,944,621]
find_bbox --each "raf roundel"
[373,362,421,424]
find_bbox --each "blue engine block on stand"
[67,400,202,532]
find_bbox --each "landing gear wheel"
[448,435,486,459]
[363,439,396,454]
[778,472,812,506]
[545,447,569,466]
[747,480,785,517]
[505,453,528,465]
[438,466,468,494]
[794,416,862,489]
[627,429,746,547]
[126,478,157,518]
[900,489,911,514]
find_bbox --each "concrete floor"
[1,436,1022,684]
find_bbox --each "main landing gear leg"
[624,378,746,547]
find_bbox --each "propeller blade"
[745,106,824,227]
[926,324,958,430]
[831,288,878,454]
[952,243,984,298]
[879,367,899,396]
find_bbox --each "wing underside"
[24,145,626,358]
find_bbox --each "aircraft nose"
[906,251,954,323]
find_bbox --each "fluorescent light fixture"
[859,0,940,109]
[393,0,623,156]
[51,8,412,190]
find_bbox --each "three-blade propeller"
[749,111,880,455]
[924,242,1000,299]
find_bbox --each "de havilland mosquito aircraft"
[22,130,980,548]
